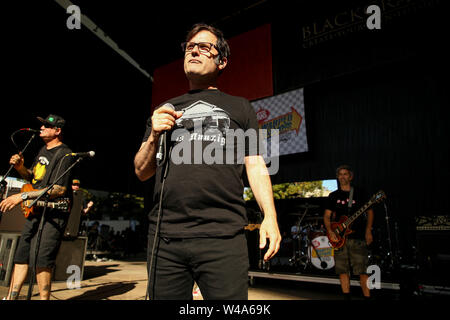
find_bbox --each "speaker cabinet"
[53,236,87,282]
[416,230,450,286]
[0,232,21,286]
[63,191,84,238]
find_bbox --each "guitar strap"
[347,186,354,214]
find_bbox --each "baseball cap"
[72,179,81,185]
[37,114,66,128]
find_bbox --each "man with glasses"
[0,114,73,300]
[135,23,281,300]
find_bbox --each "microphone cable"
[10,128,37,150]
[1,129,38,190]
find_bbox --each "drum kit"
[287,204,335,272]
[246,203,336,272]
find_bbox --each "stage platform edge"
[248,270,401,290]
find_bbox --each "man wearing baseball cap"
[0,114,73,300]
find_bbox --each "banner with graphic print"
[251,88,307,157]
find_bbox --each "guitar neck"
[36,200,58,208]
[25,200,64,210]
[347,200,373,225]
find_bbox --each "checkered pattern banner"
[251,88,308,157]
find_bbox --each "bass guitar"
[20,183,70,218]
[328,190,386,249]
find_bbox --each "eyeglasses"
[181,42,218,54]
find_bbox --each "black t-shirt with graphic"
[142,89,260,238]
[30,144,73,214]
[324,187,369,240]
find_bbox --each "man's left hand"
[259,217,281,261]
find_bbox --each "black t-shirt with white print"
[142,89,260,238]
[324,187,369,240]
[30,143,73,216]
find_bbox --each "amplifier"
[53,236,87,282]
[0,188,26,233]
[416,229,450,286]
[0,232,21,287]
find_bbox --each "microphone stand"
[26,156,84,300]
[383,202,395,270]
[0,131,36,199]
[146,141,172,300]
[290,206,308,269]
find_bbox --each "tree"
[244,180,327,201]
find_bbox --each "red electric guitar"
[327,190,386,249]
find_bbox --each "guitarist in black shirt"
[0,114,73,300]
[323,165,374,300]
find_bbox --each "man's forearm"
[366,209,374,232]
[134,134,159,181]
[24,185,67,200]
[245,156,276,218]
[16,166,32,181]
[323,211,333,233]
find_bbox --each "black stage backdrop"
[267,0,449,254]
[268,56,449,253]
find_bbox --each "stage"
[0,257,418,301]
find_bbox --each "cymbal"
[288,212,320,216]
[305,216,322,221]
[287,213,323,221]
[296,204,320,209]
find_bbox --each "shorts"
[147,232,249,300]
[334,238,368,275]
[14,213,67,268]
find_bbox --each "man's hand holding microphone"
[151,104,183,139]
[152,104,183,165]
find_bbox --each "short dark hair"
[336,164,354,178]
[186,23,230,61]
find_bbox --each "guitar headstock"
[371,190,386,204]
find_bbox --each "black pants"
[147,232,249,300]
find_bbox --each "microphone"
[68,151,95,158]
[156,103,175,163]
[20,128,40,133]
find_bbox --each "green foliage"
[245,181,327,201]
[83,189,145,222]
